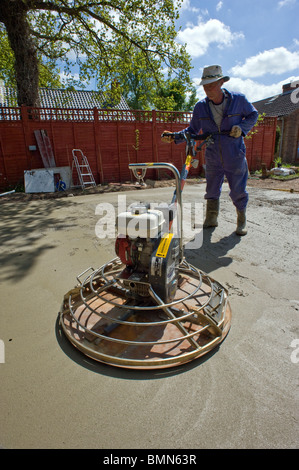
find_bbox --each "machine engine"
[115,203,180,303]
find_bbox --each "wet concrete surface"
[0,182,298,449]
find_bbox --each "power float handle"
[129,162,184,259]
[161,130,231,141]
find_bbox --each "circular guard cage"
[59,257,231,369]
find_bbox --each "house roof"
[253,84,299,118]
[0,86,129,110]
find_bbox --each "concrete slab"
[0,182,298,449]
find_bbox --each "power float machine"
[114,131,228,303]
[59,132,232,369]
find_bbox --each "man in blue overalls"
[162,65,259,236]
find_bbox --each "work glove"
[230,125,242,138]
[161,131,174,143]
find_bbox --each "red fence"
[0,106,277,190]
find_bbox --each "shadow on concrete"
[185,227,241,274]
[55,315,226,380]
[0,198,78,283]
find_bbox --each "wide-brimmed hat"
[199,65,230,86]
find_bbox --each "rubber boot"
[236,209,247,236]
[203,199,219,228]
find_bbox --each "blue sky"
[175,0,299,102]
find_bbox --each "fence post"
[271,117,277,164]
[152,110,157,162]
[93,107,101,183]
[116,116,121,181]
[261,122,265,167]
[151,109,160,179]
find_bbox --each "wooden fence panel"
[97,121,121,183]
[0,121,28,187]
[245,117,277,171]
[52,122,76,168]
[0,106,277,190]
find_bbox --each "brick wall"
[278,109,299,163]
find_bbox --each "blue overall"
[176,89,259,211]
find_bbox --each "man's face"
[203,79,224,101]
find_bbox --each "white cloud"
[176,0,200,13]
[216,1,223,11]
[278,0,296,8]
[200,8,209,16]
[230,47,299,78]
[177,18,244,58]
[225,77,285,102]
[176,0,190,10]
[192,75,299,102]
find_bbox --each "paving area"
[0,180,298,449]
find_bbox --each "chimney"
[282,82,299,94]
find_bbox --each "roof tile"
[253,88,299,117]
[0,87,129,110]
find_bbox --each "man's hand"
[161,131,174,143]
[230,125,242,138]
